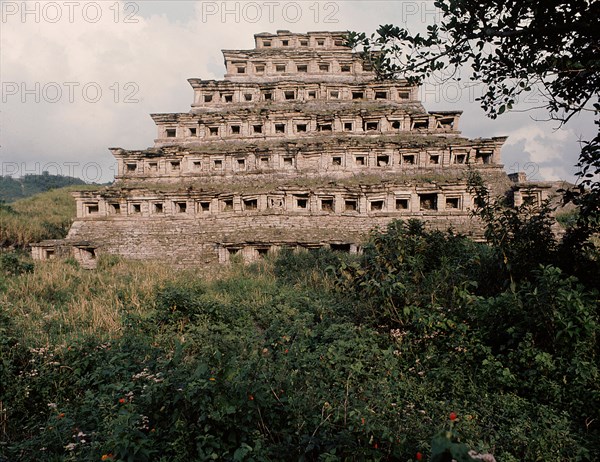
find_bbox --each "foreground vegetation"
[0,185,100,249]
[0,181,599,461]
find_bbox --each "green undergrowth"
[0,185,100,248]
[1,218,598,461]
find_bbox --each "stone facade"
[32,30,554,268]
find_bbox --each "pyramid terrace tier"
[223,30,374,82]
[152,107,459,146]
[72,180,479,221]
[112,135,506,182]
[155,105,459,150]
[188,79,418,110]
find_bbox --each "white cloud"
[1,1,593,183]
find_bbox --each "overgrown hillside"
[0,185,99,249]
[0,183,598,461]
[0,173,87,203]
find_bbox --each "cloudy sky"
[1,0,595,183]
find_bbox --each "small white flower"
[47,403,57,409]
[64,442,77,451]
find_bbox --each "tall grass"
[0,255,284,348]
[0,185,99,248]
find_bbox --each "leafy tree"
[348,0,599,244]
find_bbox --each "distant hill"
[0,173,87,203]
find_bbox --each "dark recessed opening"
[396,198,409,210]
[253,124,263,134]
[264,92,272,100]
[413,119,428,129]
[344,200,357,211]
[276,64,286,72]
[213,159,223,169]
[193,161,202,170]
[166,129,176,138]
[446,197,460,209]
[275,123,286,133]
[283,157,293,167]
[352,91,363,99]
[148,162,158,171]
[223,94,233,103]
[455,154,466,164]
[332,156,342,165]
[296,197,308,209]
[263,41,271,47]
[375,91,388,99]
[284,91,295,100]
[189,127,197,136]
[321,199,334,212]
[296,124,307,132]
[429,155,440,165]
[231,125,241,135]
[319,124,332,131]
[209,126,219,136]
[366,122,379,131]
[257,248,269,257]
[297,64,307,72]
[331,243,351,252]
[255,65,265,73]
[420,194,438,210]
[403,155,415,165]
[126,163,137,172]
[370,200,384,211]
[300,40,308,46]
[237,67,245,74]
[341,64,351,72]
[355,156,365,165]
[200,202,210,212]
[260,157,269,166]
[329,91,339,99]
[398,91,410,99]
[244,198,257,210]
[391,121,401,129]
[86,203,99,214]
[110,203,120,214]
[223,199,233,211]
[170,161,180,171]
[477,151,493,164]
[203,94,213,102]
[308,90,316,98]
[244,93,253,101]
[281,40,289,46]
[376,155,389,166]
[344,122,353,131]
[175,202,186,213]
[237,158,246,169]
[132,204,141,214]
[154,203,163,213]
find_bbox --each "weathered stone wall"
[66,211,481,266]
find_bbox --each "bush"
[0,251,34,276]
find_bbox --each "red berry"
[449,412,457,421]
[416,452,423,461]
